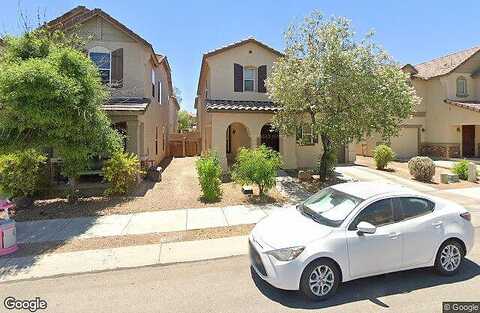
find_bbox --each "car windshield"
[298,187,361,227]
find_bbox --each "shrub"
[408,156,435,182]
[452,160,470,180]
[231,145,282,196]
[196,151,222,202]
[103,152,141,195]
[0,149,47,198]
[373,144,395,170]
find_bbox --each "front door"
[462,125,475,157]
[346,199,403,278]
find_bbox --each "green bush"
[373,144,395,170]
[103,152,141,195]
[408,156,435,182]
[0,149,47,198]
[196,151,222,202]
[232,145,282,196]
[452,160,470,180]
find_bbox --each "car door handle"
[432,221,443,228]
[388,232,400,239]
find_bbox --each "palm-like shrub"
[408,156,435,182]
[373,144,395,170]
[196,152,222,202]
[231,145,282,196]
[103,152,141,195]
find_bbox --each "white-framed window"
[456,76,467,97]
[296,124,317,145]
[89,50,111,84]
[151,69,156,98]
[244,67,255,92]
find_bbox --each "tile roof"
[103,97,151,112]
[205,99,278,112]
[444,99,480,113]
[406,46,480,80]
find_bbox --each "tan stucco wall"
[206,42,278,101]
[74,15,177,164]
[208,111,325,171]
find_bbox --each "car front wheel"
[435,240,464,275]
[300,259,340,301]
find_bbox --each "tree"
[177,110,195,133]
[0,30,122,179]
[266,12,419,180]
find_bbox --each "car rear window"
[398,197,434,220]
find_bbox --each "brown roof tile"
[407,46,480,80]
[205,99,278,112]
[444,99,480,113]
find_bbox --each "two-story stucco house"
[357,46,480,159]
[195,38,355,171]
[47,6,179,165]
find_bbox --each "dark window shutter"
[234,63,243,92]
[258,65,267,93]
[111,48,124,88]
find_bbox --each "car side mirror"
[357,221,376,235]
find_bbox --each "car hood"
[252,207,334,249]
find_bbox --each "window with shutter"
[111,48,123,88]
[151,69,155,98]
[234,63,243,92]
[158,80,161,103]
[258,65,267,93]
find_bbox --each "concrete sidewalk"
[16,203,291,244]
[0,235,250,282]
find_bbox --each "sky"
[2,0,480,113]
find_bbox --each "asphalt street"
[1,229,478,313]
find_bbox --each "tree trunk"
[319,134,332,182]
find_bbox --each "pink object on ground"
[0,199,18,256]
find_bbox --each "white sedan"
[249,182,474,300]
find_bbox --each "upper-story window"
[89,52,111,84]
[456,76,467,97]
[244,68,255,92]
[151,69,156,98]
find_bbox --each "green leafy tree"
[231,145,282,196]
[0,30,122,179]
[177,110,195,133]
[266,12,419,180]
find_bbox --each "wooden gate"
[168,132,201,157]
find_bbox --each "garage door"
[390,127,419,159]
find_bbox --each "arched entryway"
[260,124,279,152]
[226,122,251,164]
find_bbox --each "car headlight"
[266,246,305,261]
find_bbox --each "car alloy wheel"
[300,259,340,301]
[435,240,464,276]
[309,265,335,296]
[440,244,461,272]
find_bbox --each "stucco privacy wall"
[206,42,278,101]
[209,112,325,170]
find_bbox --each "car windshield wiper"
[299,204,323,224]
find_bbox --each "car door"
[393,197,440,267]
[346,198,403,278]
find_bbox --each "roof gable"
[46,6,162,64]
[196,37,283,98]
[404,46,480,80]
